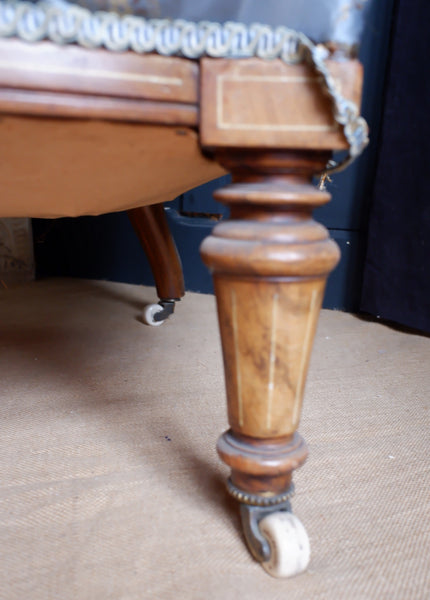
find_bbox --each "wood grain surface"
[201,150,340,495]
[200,57,363,150]
[0,39,198,103]
[0,87,198,125]
[0,116,225,218]
[128,204,185,301]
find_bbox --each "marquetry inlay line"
[231,289,244,427]
[0,60,183,86]
[266,292,279,430]
[219,122,336,132]
[292,288,320,427]
[216,73,337,132]
[222,75,322,84]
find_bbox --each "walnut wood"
[128,204,185,301]
[200,57,363,150]
[0,116,225,218]
[0,87,198,126]
[200,150,341,497]
[0,39,198,104]
[217,431,308,495]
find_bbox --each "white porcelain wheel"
[142,303,165,326]
[259,512,310,578]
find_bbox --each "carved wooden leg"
[200,150,340,577]
[128,203,185,325]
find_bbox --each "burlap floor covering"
[1,279,429,600]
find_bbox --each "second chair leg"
[128,203,185,324]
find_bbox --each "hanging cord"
[0,0,369,179]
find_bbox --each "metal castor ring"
[228,481,310,578]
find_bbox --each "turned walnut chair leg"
[200,150,340,577]
[128,203,185,326]
[196,49,366,577]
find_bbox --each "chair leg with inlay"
[201,150,340,577]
